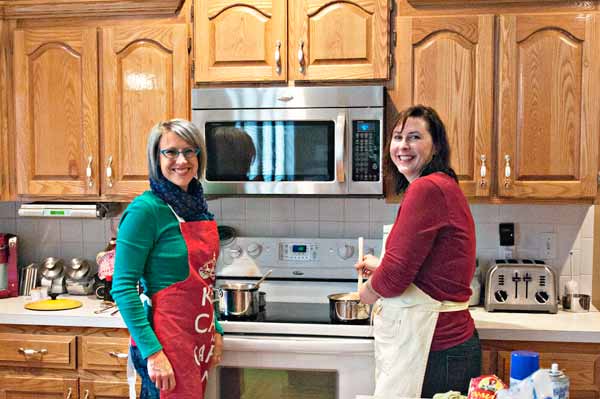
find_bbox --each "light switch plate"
[540,232,557,259]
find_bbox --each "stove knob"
[535,290,549,304]
[365,247,375,256]
[228,245,243,258]
[494,290,508,303]
[247,243,262,258]
[337,244,354,260]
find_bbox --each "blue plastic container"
[510,350,540,386]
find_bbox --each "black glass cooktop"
[217,302,368,325]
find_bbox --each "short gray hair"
[147,119,207,180]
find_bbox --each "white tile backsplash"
[0,200,596,295]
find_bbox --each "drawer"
[80,336,130,371]
[0,332,76,369]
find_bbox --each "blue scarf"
[149,175,213,222]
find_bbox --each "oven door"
[205,335,375,399]
[195,108,347,195]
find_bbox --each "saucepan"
[217,269,272,320]
[328,292,371,324]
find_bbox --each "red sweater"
[370,172,476,351]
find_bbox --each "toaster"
[484,259,558,313]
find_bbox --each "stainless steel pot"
[218,283,259,319]
[328,293,371,324]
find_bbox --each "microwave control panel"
[352,120,380,182]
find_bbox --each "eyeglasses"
[160,147,200,160]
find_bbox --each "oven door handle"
[223,335,373,354]
[335,112,346,183]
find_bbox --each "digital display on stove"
[292,245,307,253]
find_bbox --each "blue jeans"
[421,330,482,398]
[129,345,160,399]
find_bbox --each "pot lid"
[24,298,82,311]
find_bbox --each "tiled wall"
[0,200,595,295]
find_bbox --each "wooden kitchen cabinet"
[193,0,389,83]
[13,22,188,200]
[481,339,600,398]
[497,13,600,200]
[392,15,494,199]
[0,325,138,399]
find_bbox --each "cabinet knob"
[298,40,305,74]
[83,390,90,399]
[504,154,512,189]
[86,155,94,188]
[275,40,282,75]
[479,154,487,187]
[66,387,72,399]
[106,155,113,188]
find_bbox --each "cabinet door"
[497,14,600,199]
[289,0,389,81]
[101,23,188,199]
[14,27,100,197]
[0,373,78,399]
[80,379,139,399]
[194,0,287,83]
[392,15,494,198]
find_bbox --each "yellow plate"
[25,298,83,311]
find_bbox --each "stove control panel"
[279,243,318,262]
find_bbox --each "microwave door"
[195,108,349,195]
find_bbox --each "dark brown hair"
[384,105,457,194]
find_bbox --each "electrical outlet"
[540,232,556,259]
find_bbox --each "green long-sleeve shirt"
[111,191,223,359]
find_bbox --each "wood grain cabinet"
[497,13,600,200]
[0,326,137,399]
[393,15,494,198]
[13,22,188,200]
[193,0,390,83]
[482,339,600,399]
[389,12,600,201]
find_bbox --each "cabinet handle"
[479,154,487,187]
[106,155,113,188]
[274,40,281,75]
[109,351,128,359]
[504,154,512,189]
[298,40,305,74]
[18,347,48,356]
[86,155,94,188]
[83,389,90,399]
[66,387,72,399]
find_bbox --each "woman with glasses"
[112,119,223,398]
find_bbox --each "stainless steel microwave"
[191,86,384,196]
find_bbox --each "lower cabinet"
[0,325,138,399]
[481,339,600,399]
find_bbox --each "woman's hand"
[354,254,380,276]
[147,349,176,392]
[210,333,224,369]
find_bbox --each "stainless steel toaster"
[484,259,558,313]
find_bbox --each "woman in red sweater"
[356,105,480,398]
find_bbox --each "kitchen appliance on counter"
[39,257,67,295]
[484,259,558,313]
[65,258,95,295]
[0,233,18,298]
[192,85,384,196]
[207,236,381,399]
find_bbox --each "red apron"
[151,211,219,399]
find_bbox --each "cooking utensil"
[328,293,371,324]
[217,269,273,320]
[65,258,91,280]
[357,237,364,292]
[40,257,65,280]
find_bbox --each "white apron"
[372,283,468,398]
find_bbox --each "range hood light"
[18,203,122,219]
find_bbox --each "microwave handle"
[335,112,346,182]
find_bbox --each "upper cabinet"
[193,0,390,83]
[497,13,600,199]
[394,15,494,197]
[14,22,188,200]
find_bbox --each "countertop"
[0,295,599,343]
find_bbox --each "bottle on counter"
[549,363,569,399]
[104,274,113,303]
[510,350,540,386]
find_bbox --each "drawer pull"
[18,347,48,357]
[83,389,90,399]
[66,387,72,399]
[109,351,128,359]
